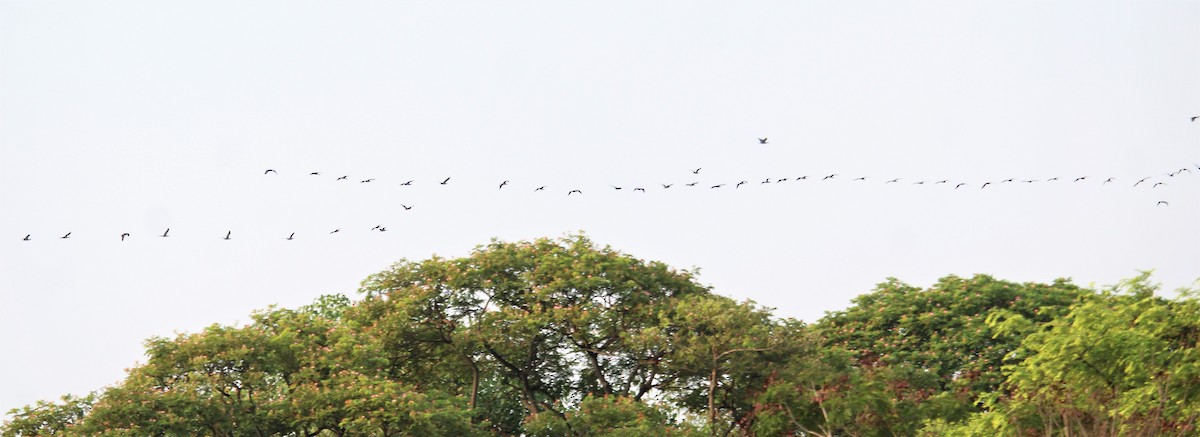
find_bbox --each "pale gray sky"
[2,0,1198,412]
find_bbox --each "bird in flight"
[330,229,340,234]
[1074,177,1087,182]
[634,187,647,192]
[981,182,992,189]
[777,178,789,182]
[1103,178,1115,184]
[361,179,374,183]
[762,178,773,184]
[23,234,30,241]
[685,182,699,187]
[337,175,348,181]
[400,180,414,186]
[853,177,866,181]
[823,174,837,180]
[1001,178,1015,183]
[161,228,170,238]
[310,172,320,176]
[264,169,277,174]
[440,177,451,185]
[886,178,900,183]
[736,181,748,188]
[120,233,131,241]
[795,176,809,180]
[61,232,70,239]
[758,138,769,144]
[1021,180,1037,183]
[935,180,948,184]
[912,181,926,185]
[378,227,387,232]
[568,189,582,196]
[1134,177,1150,187]
[535,186,545,191]
[692,168,702,174]
[711,184,725,189]
[401,204,413,210]
[499,181,509,190]
[371,225,382,231]
[1191,116,1198,122]
[1153,182,1166,188]
[1047,177,1060,182]
[223,231,232,240]
[1158,201,1169,206]
[610,185,623,190]
[287,233,295,240]
[662,183,673,189]
[955,183,967,189]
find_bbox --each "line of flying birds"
[259,161,1199,196]
[16,127,1200,243]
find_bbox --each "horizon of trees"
[4,234,1199,436]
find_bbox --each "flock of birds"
[15,122,1200,242]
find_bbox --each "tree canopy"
[4,235,1197,436]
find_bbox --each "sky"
[1,0,1198,413]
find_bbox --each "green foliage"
[1,394,94,437]
[4,235,1197,437]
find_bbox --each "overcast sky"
[2,0,1198,413]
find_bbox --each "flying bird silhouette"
[1154,182,1166,188]
[1074,177,1087,182]
[913,181,926,185]
[981,182,992,189]
[935,180,948,184]
[1021,180,1037,183]
[1158,201,1169,206]
[762,178,773,184]
[1001,178,1014,183]
[1191,116,1198,122]
[400,180,414,186]
[440,177,451,185]
[535,186,545,191]
[823,174,837,180]
[330,229,340,234]
[287,233,295,240]
[685,182,699,186]
[1047,177,1060,182]
[853,177,866,181]
[662,184,673,189]
[161,228,170,238]
[310,172,320,176]
[360,179,374,183]
[23,234,30,241]
[1134,177,1150,187]
[692,168,702,174]
[223,231,231,240]
[1103,178,1115,184]
[777,178,789,182]
[634,187,647,192]
[378,227,387,232]
[955,183,967,189]
[610,185,623,190]
[499,181,509,189]
[796,176,809,180]
[401,204,413,210]
[120,233,130,241]
[337,176,348,181]
[711,184,724,189]
[758,138,768,144]
[61,232,70,239]
[371,225,381,231]
[568,190,582,196]
[886,178,900,183]
[736,181,748,188]
[264,169,277,174]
